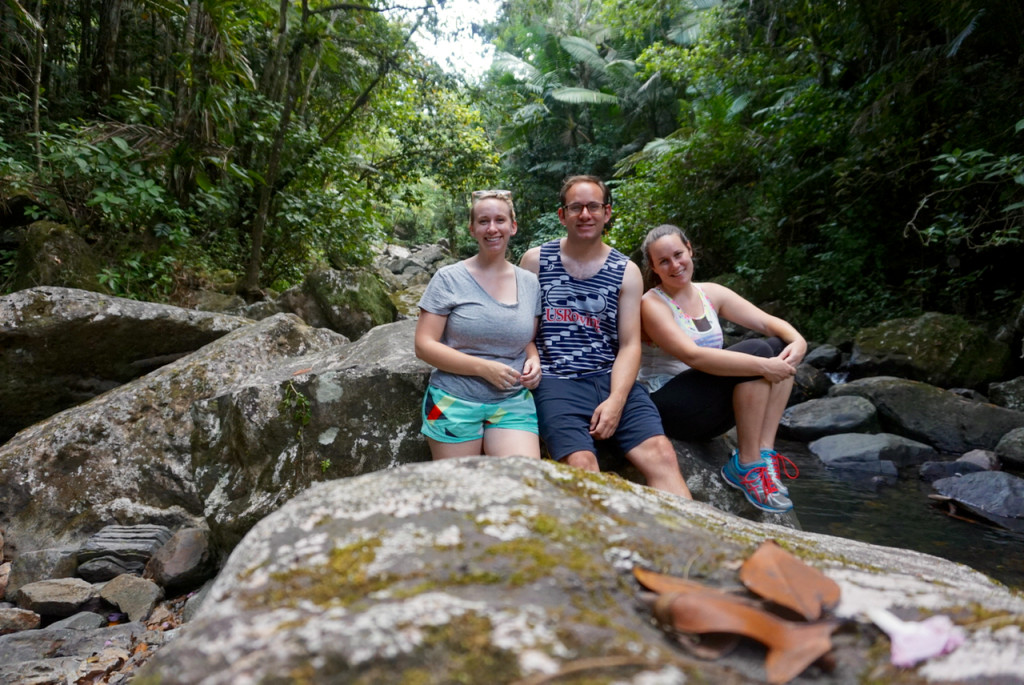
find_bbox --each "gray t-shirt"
[418,261,542,402]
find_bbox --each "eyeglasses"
[472,189,513,201]
[562,202,608,216]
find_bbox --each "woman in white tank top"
[638,224,807,514]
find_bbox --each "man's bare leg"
[562,450,600,472]
[626,435,692,498]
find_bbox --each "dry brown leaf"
[658,592,837,685]
[633,566,749,600]
[739,540,840,620]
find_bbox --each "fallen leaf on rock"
[633,566,750,602]
[739,540,840,620]
[646,592,740,659]
[656,591,838,685]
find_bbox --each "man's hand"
[589,397,624,439]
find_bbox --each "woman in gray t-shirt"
[414,190,542,460]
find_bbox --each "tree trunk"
[90,0,122,107]
[77,0,94,96]
[243,46,305,295]
[32,0,43,171]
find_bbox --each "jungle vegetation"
[1,0,1022,339]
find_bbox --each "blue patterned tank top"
[537,240,628,378]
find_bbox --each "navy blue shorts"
[533,373,665,460]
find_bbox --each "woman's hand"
[760,356,798,383]
[480,360,523,391]
[520,356,541,389]
[778,339,807,368]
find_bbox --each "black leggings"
[649,337,784,441]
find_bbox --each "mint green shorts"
[420,385,538,443]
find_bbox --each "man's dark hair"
[558,175,611,207]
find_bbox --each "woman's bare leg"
[427,436,485,460]
[482,428,541,458]
[759,376,794,449]
[732,378,772,466]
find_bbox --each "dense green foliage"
[0,0,498,298]
[482,0,1024,338]
[1,0,1021,339]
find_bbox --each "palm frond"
[948,9,985,58]
[726,92,751,121]
[559,36,607,74]
[138,0,187,18]
[493,51,541,82]
[529,160,573,175]
[549,87,619,106]
[668,19,704,46]
[4,0,42,32]
[615,136,687,173]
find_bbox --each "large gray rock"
[14,578,98,619]
[144,527,217,593]
[0,608,40,635]
[76,524,173,582]
[99,574,163,622]
[780,395,879,441]
[47,611,106,631]
[0,313,345,557]
[990,376,1024,412]
[932,471,1024,530]
[4,548,77,599]
[10,222,101,293]
[848,312,1009,389]
[192,318,796,554]
[245,267,398,339]
[918,460,985,483]
[830,377,1024,453]
[957,449,1001,471]
[808,432,935,472]
[0,622,159,684]
[995,426,1024,469]
[138,458,1024,685]
[789,362,833,404]
[191,318,433,552]
[0,286,252,442]
[304,267,397,339]
[803,343,843,371]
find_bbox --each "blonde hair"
[470,189,516,223]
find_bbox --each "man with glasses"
[520,175,692,497]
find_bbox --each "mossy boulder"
[0,286,252,442]
[304,267,397,340]
[191,319,433,553]
[137,457,1024,685]
[242,267,399,339]
[191,318,796,555]
[0,313,344,557]
[848,312,1009,389]
[990,376,1024,412]
[12,221,101,292]
[831,377,1024,453]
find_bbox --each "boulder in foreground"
[139,458,1024,685]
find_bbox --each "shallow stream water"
[779,439,1024,589]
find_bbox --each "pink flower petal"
[866,608,966,667]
